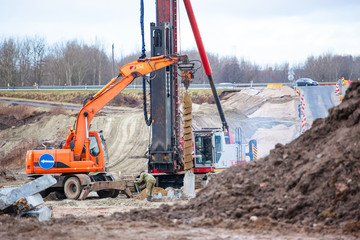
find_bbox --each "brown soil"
[4,214,350,240]
[0,104,47,183]
[74,92,142,108]
[0,104,48,130]
[0,103,59,170]
[95,82,360,236]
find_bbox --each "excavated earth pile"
[112,82,360,232]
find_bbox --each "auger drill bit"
[179,59,195,170]
[183,91,193,170]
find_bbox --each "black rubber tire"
[97,190,119,199]
[64,177,82,200]
[55,190,66,200]
[111,190,120,198]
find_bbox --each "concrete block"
[166,187,186,199]
[0,187,17,196]
[183,171,195,198]
[0,175,56,210]
[153,192,162,199]
[18,206,52,222]
[26,193,44,209]
[166,188,175,198]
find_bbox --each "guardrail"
[0,82,337,91]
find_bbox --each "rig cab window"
[195,136,213,164]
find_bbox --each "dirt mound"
[0,114,47,130]
[186,82,360,226]
[0,168,17,182]
[221,87,296,115]
[190,91,214,104]
[0,104,47,130]
[0,91,144,108]
[70,92,142,108]
[112,82,360,232]
[109,94,142,108]
[70,93,94,105]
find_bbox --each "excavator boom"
[25,55,189,177]
[72,55,186,158]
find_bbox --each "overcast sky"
[1,0,360,66]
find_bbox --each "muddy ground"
[0,197,357,239]
[107,83,360,238]
[1,85,358,239]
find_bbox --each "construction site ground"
[1,84,359,239]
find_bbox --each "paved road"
[299,85,338,119]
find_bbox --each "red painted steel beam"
[182,0,234,144]
[156,0,171,25]
[182,0,212,76]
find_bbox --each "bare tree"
[43,44,65,86]
[220,56,241,83]
[73,44,91,85]
[89,46,100,85]
[2,36,360,87]
[61,41,78,86]
[0,38,17,86]
[16,38,32,86]
[31,37,46,85]
[302,53,360,82]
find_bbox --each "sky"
[1,0,360,67]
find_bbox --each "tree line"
[0,37,359,87]
[0,37,112,87]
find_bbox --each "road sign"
[39,154,55,169]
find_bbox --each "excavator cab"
[63,131,107,165]
[85,132,108,168]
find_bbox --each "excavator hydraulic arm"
[72,55,187,159]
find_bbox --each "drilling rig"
[24,0,257,199]
[145,0,185,187]
[145,0,254,188]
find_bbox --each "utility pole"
[112,43,115,77]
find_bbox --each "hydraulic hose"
[140,0,152,126]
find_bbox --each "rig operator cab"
[193,128,240,173]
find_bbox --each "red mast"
[183,0,234,144]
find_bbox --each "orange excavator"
[25,55,192,200]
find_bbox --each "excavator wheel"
[64,177,82,200]
[97,190,120,199]
[111,190,120,198]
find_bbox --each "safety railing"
[0,82,337,91]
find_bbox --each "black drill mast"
[148,0,182,173]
